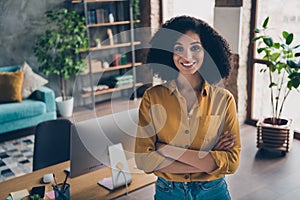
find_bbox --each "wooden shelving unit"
[73,0,141,106]
[81,82,143,98]
[81,62,142,74]
[89,41,141,51]
[87,20,140,28]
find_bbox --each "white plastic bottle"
[108,9,114,23]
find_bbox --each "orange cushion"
[0,70,24,102]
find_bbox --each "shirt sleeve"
[135,90,167,173]
[207,93,241,176]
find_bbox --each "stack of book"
[114,75,134,88]
[87,10,96,24]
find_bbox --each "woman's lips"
[181,61,196,67]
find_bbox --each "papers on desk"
[45,190,55,199]
[9,189,29,200]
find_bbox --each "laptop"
[98,143,132,190]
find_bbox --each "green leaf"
[257,48,265,53]
[286,33,294,45]
[252,36,263,42]
[254,28,261,33]
[273,43,280,49]
[287,60,300,68]
[263,37,273,47]
[263,17,269,28]
[269,64,276,72]
[293,44,300,49]
[269,82,276,88]
[270,53,281,61]
[282,31,289,39]
[288,72,300,88]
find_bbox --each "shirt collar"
[167,80,209,97]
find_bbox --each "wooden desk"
[0,159,156,200]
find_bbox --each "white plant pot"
[55,96,74,117]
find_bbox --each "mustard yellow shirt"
[135,80,241,182]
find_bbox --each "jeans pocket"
[200,178,226,191]
[156,177,173,193]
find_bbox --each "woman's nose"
[182,49,193,60]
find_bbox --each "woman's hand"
[213,131,236,151]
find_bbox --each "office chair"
[33,119,72,171]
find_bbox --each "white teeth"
[182,62,195,67]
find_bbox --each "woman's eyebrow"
[174,42,182,45]
[190,41,201,45]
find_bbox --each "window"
[248,0,300,131]
[161,0,214,25]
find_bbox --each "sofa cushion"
[0,99,46,123]
[21,62,48,98]
[0,65,20,72]
[0,70,24,102]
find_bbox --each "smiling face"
[173,31,204,76]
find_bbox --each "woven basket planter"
[256,118,294,156]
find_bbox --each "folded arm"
[156,131,236,173]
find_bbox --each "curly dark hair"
[147,15,232,83]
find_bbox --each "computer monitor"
[70,108,138,178]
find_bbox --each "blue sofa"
[0,65,57,134]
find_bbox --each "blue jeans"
[154,177,231,200]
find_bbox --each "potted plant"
[253,17,300,154]
[33,8,88,117]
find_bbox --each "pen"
[53,173,58,188]
[62,171,69,190]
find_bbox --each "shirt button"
[184,174,190,179]
[184,130,190,134]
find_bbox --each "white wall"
[162,0,215,26]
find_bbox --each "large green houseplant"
[253,17,300,154]
[253,16,300,124]
[34,8,88,116]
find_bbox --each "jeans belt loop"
[168,180,173,189]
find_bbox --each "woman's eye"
[190,45,202,52]
[174,46,184,52]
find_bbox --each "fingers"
[213,131,236,151]
[218,131,229,140]
[218,136,235,150]
[213,131,228,149]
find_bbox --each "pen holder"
[54,183,70,200]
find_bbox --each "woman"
[135,16,241,200]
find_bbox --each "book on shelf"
[96,9,105,24]
[87,10,96,24]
